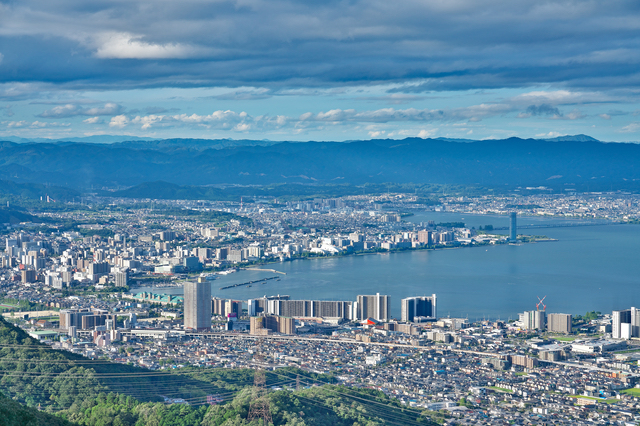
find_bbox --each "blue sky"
[1,0,640,141]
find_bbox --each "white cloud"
[5,120,69,129]
[94,32,201,59]
[619,122,640,133]
[83,117,102,124]
[40,102,123,118]
[599,114,611,120]
[368,130,386,138]
[509,90,615,106]
[132,115,164,130]
[6,120,28,128]
[535,131,566,138]
[109,115,129,128]
[233,123,251,132]
[40,104,78,118]
[84,103,121,116]
[417,129,437,138]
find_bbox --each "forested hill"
[0,317,438,425]
[0,393,74,426]
[0,136,639,191]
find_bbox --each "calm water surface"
[134,213,640,320]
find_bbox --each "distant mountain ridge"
[0,135,638,192]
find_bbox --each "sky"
[1,0,640,142]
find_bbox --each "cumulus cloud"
[94,33,203,59]
[109,115,129,128]
[417,129,438,138]
[368,130,386,138]
[619,122,640,133]
[116,103,515,133]
[300,104,514,124]
[39,103,123,118]
[5,120,69,128]
[83,117,102,124]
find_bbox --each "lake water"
[133,212,640,320]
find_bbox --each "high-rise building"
[184,281,212,331]
[160,231,176,241]
[212,298,226,316]
[417,230,432,245]
[522,310,546,331]
[225,300,242,318]
[250,315,296,335]
[249,296,353,320]
[114,269,129,287]
[509,212,517,242]
[547,313,572,334]
[401,295,437,322]
[21,269,36,284]
[357,293,390,322]
[612,309,634,339]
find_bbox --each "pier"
[219,276,280,290]
[245,268,287,275]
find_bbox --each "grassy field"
[621,388,640,397]
[551,335,579,342]
[487,386,514,393]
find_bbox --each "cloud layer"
[1,0,640,91]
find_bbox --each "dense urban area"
[2,190,640,425]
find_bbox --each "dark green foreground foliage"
[0,392,73,426]
[60,386,435,426]
[0,317,434,426]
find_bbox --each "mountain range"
[0,135,637,193]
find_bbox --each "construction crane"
[536,296,547,311]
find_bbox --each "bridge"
[492,221,612,231]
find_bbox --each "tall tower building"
[401,295,437,322]
[184,281,212,331]
[356,293,390,322]
[509,212,517,242]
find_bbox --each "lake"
[133,212,640,320]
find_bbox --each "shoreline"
[130,235,557,291]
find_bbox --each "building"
[160,231,176,241]
[212,298,226,316]
[59,308,115,330]
[114,269,129,287]
[227,249,244,263]
[522,310,546,331]
[547,313,572,334]
[250,315,296,335]
[21,269,36,284]
[249,296,353,320]
[357,293,390,322]
[417,230,432,245]
[509,212,517,242]
[225,300,241,318]
[184,281,212,331]
[612,307,640,339]
[401,295,437,322]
